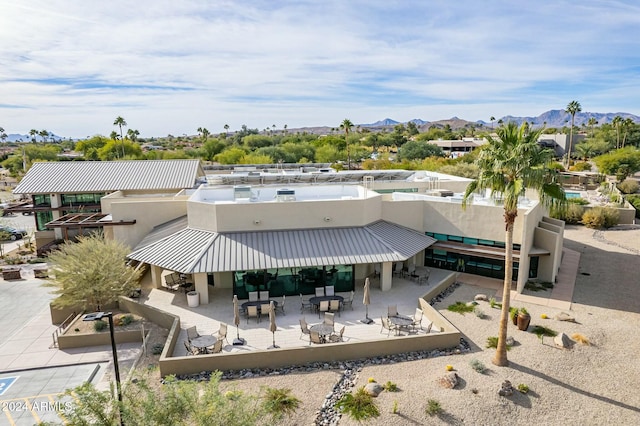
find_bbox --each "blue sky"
[1,0,639,138]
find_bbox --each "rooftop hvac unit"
[234,185,252,200]
[276,188,296,202]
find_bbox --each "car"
[0,225,27,241]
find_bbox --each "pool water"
[565,191,582,199]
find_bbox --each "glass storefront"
[425,233,539,280]
[233,265,355,299]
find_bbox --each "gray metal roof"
[13,160,205,194]
[128,220,436,274]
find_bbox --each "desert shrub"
[486,336,512,351]
[552,202,585,224]
[261,387,301,420]
[151,343,164,355]
[473,307,485,319]
[447,301,475,315]
[335,387,380,421]
[582,207,619,229]
[469,359,486,373]
[531,325,558,341]
[120,314,134,326]
[626,194,640,218]
[93,320,107,332]
[489,297,501,309]
[571,161,592,171]
[568,197,590,205]
[517,383,530,394]
[383,381,399,392]
[425,399,443,416]
[617,179,639,194]
[367,377,376,383]
[571,333,591,345]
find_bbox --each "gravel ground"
[140,225,640,425]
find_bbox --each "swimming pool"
[565,191,582,199]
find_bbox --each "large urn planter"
[517,309,531,331]
[510,307,519,326]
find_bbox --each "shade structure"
[232,295,245,345]
[361,277,373,324]
[268,301,279,349]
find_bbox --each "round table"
[389,315,414,335]
[310,323,334,342]
[191,335,217,350]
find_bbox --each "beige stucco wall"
[102,194,188,249]
[188,196,384,232]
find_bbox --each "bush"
[486,336,512,351]
[425,399,442,416]
[261,387,301,420]
[531,325,557,341]
[617,179,639,194]
[626,194,640,218]
[335,387,380,421]
[151,343,164,355]
[551,203,585,224]
[383,381,399,392]
[571,333,591,345]
[517,383,530,394]
[120,314,134,326]
[571,161,592,171]
[93,320,107,332]
[568,197,590,205]
[582,207,619,229]
[469,359,487,373]
[447,301,475,315]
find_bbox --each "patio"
[139,268,455,357]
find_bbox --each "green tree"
[127,128,140,142]
[39,129,49,142]
[44,233,143,311]
[397,140,444,160]
[98,139,142,160]
[197,127,210,144]
[490,116,496,129]
[565,101,581,166]
[113,116,127,157]
[200,138,225,161]
[462,122,565,366]
[612,115,623,149]
[76,135,110,156]
[29,129,38,142]
[622,118,634,148]
[340,119,354,170]
[215,147,247,164]
[593,147,640,181]
[587,117,598,138]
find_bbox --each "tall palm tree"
[113,116,127,158]
[340,119,354,170]
[587,117,598,138]
[612,115,623,149]
[462,122,565,367]
[622,118,634,148]
[39,129,49,143]
[490,116,496,130]
[565,101,581,166]
[497,119,504,127]
[127,129,140,142]
[29,129,38,143]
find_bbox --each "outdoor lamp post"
[83,312,124,426]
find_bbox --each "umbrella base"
[360,317,374,324]
[233,338,246,346]
[267,344,280,350]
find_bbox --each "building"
[13,162,564,304]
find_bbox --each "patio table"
[241,300,278,313]
[310,323,334,343]
[191,335,217,353]
[389,315,414,335]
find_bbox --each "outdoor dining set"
[183,324,228,355]
[299,312,345,345]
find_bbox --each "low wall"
[58,324,147,349]
[158,272,463,377]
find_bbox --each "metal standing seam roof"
[127,220,436,274]
[13,160,205,194]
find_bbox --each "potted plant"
[517,307,531,331]
[510,307,520,325]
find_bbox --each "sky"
[1,0,640,139]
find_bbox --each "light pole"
[83,312,124,426]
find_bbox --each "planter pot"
[511,314,518,326]
[187,291,200,308]
[517,313,531,331]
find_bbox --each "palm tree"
[39,129,49,143]
[622,118,634,148]
[113,116,127,157]
[587,117,598,138]
[29,129,38,143]
[0,127,6,143]
[612,115,623,149]
[497,119,504,127]
[340,119,354,170]
[565,101,581,166]
[462,122,565,367]
[490,116,496,130]
[224,124,230,136]
[127,129,140,142]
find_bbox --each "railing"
[51,312,77,348]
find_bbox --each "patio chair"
[315,287,325,297]
[276,295,286,315]
[300,294,312,313]
[260,302,270,317]
[329,299,341,317]
[184,340,197,356]
[323,312,335,329]
[209,339,223,354]
[318,300,330,318]
[299,317,310,340]
[186,326,200,342]
[380,316,396,336]
[423,320,434,333]
[329,326,345,343]
[259,290,269,301]
[393,262,404,277]
[248,291,259,302]
[309,330,323,345]
[325,285,335,296]
[214,323,228,345]
[387,305,398,317]
[374,263,381,277]
[246,305,259,323]
[412,308,423,331]
[342,290,355,310]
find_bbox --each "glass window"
[33,194,51,207]
[36,211,53,231]
[463,237,478,245]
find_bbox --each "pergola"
[45,213,136,240]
